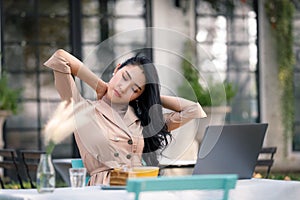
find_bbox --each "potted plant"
[178,41,237,111]
[178,74,237,110]
[0,74,22,148]
[0,74,21,114]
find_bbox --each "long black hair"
[118,54,171,166]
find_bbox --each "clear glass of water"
[69,168,86,188]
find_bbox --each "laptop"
[192,123,268,179]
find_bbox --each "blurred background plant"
[178,41,237,107]
[0,74,22,114]
[265,0,296,155]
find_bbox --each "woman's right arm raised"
[44,49,107,101]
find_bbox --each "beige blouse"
[44,51,206,186]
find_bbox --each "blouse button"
[114,152,119,157]
[114,137,120,142]
[127,139,133,145]
[126,154,132,159]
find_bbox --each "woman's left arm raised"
[161,95,207,131]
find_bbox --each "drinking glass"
[69,168,86,188]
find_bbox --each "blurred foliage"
[265,0,296,154]
[2,177,68,189]
[269,172,300,181]
[0,74,22,114]
[254,171,300,181]
[178,41,237,107]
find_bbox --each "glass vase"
[36,153,55,193]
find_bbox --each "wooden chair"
[256,147,277,178]
[127,174,237,200]
[0,148,24,189]
[20,150,45,188]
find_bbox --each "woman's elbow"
[54,49,67,57]
[190,103,207,118]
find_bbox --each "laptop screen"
[192,123,268,179]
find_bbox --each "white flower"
[44,99,93,154]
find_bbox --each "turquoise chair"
[126,174,237,200]
[71,159,90,185]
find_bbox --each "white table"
[0,178,299,200]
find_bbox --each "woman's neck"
[102,95,128,118]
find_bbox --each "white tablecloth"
[0,178,299,200]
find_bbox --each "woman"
[44,49,206,185]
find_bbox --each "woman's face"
[107,64,146,104]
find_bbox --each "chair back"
[256,146,277,178]
[20,150,45,188]
[71,159,85,168]
[127,174,237,200]
[0,149,24,189]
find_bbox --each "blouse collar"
[95,97,139,136]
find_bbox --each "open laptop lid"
[192,123,268,179]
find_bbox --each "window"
[1,0,71,157]
[195,0,259,123]
[1,0,150,158]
